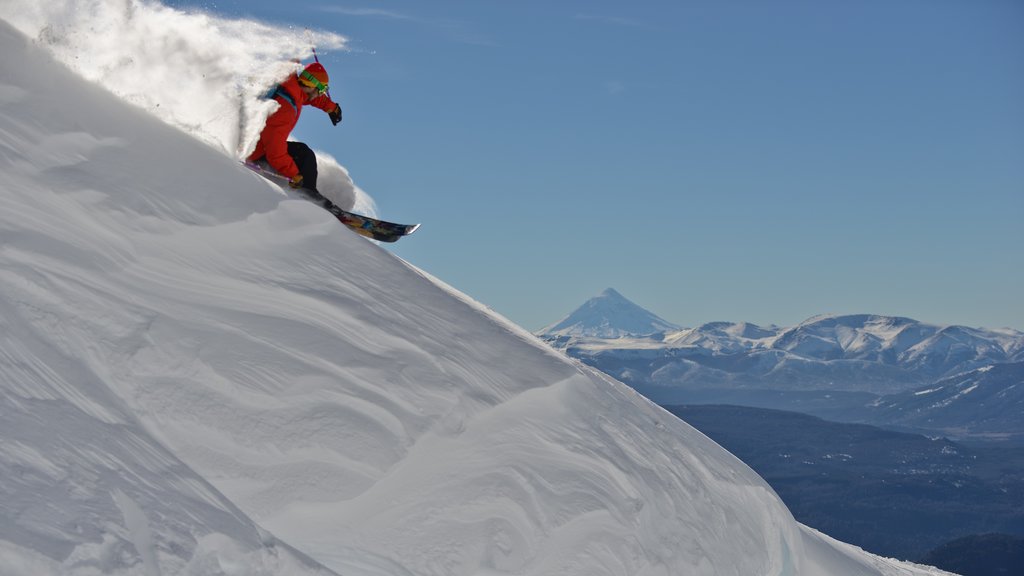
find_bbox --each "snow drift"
[0,3,954,576]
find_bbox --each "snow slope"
[0,5,953,576]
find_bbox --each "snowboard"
[244,162,420,243]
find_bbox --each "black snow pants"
[288,141,319,192]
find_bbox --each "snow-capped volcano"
[540,288,681,338]
[0,3,954,575]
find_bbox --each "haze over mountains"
[540,289,1024,574]
[863,362,1024,442]
[539,289,1024,442]
[665,404,1024,562]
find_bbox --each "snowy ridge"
[667,321,780,354]
[0,5,952,576]
[540,292,1023,396]
[770,314,1023,369]
[664,313,1023,369]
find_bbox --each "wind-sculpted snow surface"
[0,8,953,576]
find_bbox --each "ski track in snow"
[0,3,957,576]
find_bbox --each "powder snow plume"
[0,0,378,215]
[0,0,342,157]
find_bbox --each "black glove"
[329,104,342,126]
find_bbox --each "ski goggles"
[299,70,329,95]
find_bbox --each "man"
[248,62,343,194]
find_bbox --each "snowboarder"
[247,62,343,194]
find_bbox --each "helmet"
[298,62,329,94]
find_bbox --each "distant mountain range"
[542,291,1024,572]
[538,289,1024,442]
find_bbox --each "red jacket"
[247,74,338,179]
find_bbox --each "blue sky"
[174,0,1022,331]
